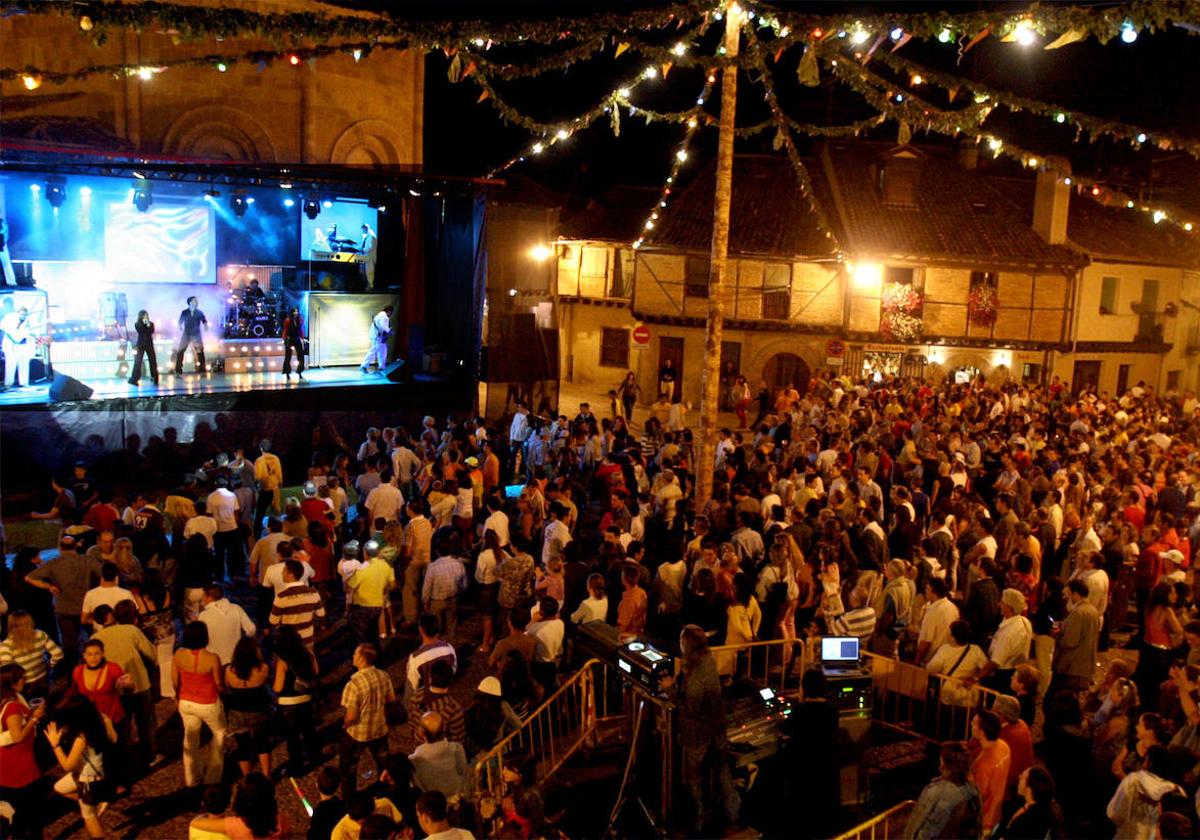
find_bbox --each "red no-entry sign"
[632,324,652,346]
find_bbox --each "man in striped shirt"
[269,559,326,647]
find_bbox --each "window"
[599,328,630,368]
[1167,370,1181,391]
[884,266,914,285]
[611,249,633,298]
[685,256,710,298]
[1100,276,1118,314]
[762,263,791,319]
[1021,363,1042,382]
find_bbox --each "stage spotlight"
[204,189,221,203]
[303,198,320,220]
[132,185,153,212]
[45,178,67,208]
[322,199,333,209]
[283,198,295,208]
[230,193,250,217]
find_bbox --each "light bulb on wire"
[1120,22,1138,43]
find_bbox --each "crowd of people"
[0,370,1198,839]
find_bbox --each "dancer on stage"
[360,223,378,289]
[360,304,392,374]
[128,309,159,387]
[281,306,306,381]
[174,296,208,374]
[1,303,35,387]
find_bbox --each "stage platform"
[0,365,424,408]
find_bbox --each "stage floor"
[0,365,416,407]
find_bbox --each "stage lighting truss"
[44,176,67,209]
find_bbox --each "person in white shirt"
[183,500,218,549]
[364,470,405,524]
[542,503,572,568]
[198,584,255,664]
[482,497,510,547]
[1074,551,1110,619]
[262,545,315,595]
[916,578,960,665]
[526,597,565,693]
[360,305,392,373]
[970,588,1033,692]
[81,562,134,629]
[207,477,243,580]
[926,619,988,706]
[508,403,532,480]
[571,573,609,624]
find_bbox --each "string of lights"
[631,73,717,251]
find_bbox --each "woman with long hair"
[46,695,118,839]
[0,609,63,699]
[476,529,507,654]
[223,636,273,778]
[174,620,226,789]
[189,772,286,838]
[273,625,319,776]
[717,572,761,678]
[112,537,143,587]
[128,308,159,387]
[177,534,214,622]
[1133,581,1183,710]
[0,663,47,838]
[133,568,176,698]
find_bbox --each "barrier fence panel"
[707,637,813,695]
[862,651,1007,742]
[473,658,618,800]
[832,799,915,840]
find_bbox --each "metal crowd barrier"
[472,658,626,799]
[832,799,915,840]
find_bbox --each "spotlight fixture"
[303,198,320,220]
[132,182,153,212]
[44,177,67,208]
[230,193,250,218]
[204,189,221,202]
[322,199,333,209]
[283,198,295,208]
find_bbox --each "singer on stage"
[1,303,35,387]
[360,304,392,374]
[128,309,159,386]
[281,306,306,381]
[174,296,208,374]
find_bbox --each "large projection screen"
[309,293,399,367]
[105,201,216,283]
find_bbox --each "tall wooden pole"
[695,5,740,510]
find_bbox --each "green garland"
[869,50,1200,159]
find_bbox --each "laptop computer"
[820,635,861,672]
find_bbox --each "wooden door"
[1072,360,1101,394]
[658,336,684,403]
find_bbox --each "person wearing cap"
[299,480,331,532]
[25,535,102,667]
[207,475,243,581]
[464,675,521,759]
[969,588,1033,694]
[347,539,395,645]
[1159,549,1186,586]
[992,694,1034,791]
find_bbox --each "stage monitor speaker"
[49,372,94,402]
[382,359,413,383]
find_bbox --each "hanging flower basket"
[968,283,999,327]
[880,281,924,341]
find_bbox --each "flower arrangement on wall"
[968,277,1000,327]
[881,281,924,341]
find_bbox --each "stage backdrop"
[308,292,399,367]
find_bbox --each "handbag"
[939,645,980,707]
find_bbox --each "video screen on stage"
[105,202,216,284]
[300,200,378,260]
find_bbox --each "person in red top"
[970,709,1012,834]
[72,639,127,726]
[993,695,1034,791]
[83,488,121,534]
[0,663,46,838]
[299,483,333,535]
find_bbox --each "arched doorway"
[762,352,810,394]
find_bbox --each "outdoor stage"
[0,364,426,408]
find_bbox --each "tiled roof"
[558,185,658,243]
[811,141,1083,268]
[648,154,840,259]
[988,176,1200,269]
[487,174,564,208]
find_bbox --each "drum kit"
[223,288,285,339]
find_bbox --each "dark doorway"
[658,336,684,403]
[1116,364,1131,397]
[1072,360,1101,394]
[763,352,811,395]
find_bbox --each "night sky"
[375,1,1200,209]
